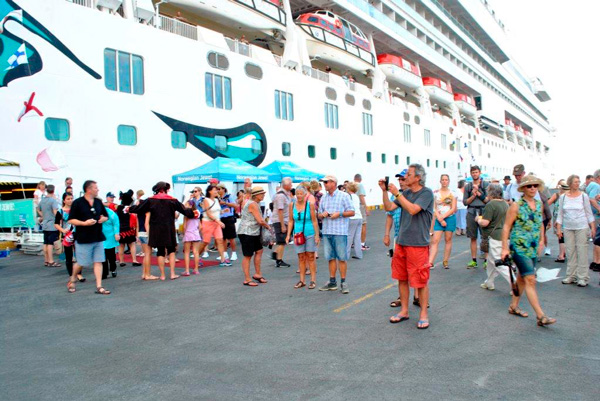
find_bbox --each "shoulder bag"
[293,202,308,246]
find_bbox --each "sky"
[489,0,599,180]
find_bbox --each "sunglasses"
[524,184,539,189]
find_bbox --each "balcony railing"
[158,15,197,41]
[225,38,252,57]
[302,66,330,83]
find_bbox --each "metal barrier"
[302,66,330,83]
[159,15,198,41]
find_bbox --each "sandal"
[294,281,306,289]
[417,319,430,329]
[390,297,402,308]
[443,261,449,269]
[77,276,86,282]
[554,258,565,263]
[252,275,268,284]
[67,280,76,293]
[142,275,159,280]
[413,298,430,308]
[308,281,316,289]
[95,287,111,295]
[508,306,529,318]
[537,315,556,327]
[181,272,191,277]
[389,313,409,323]
[243,281,258,287]
[48,262,61,267]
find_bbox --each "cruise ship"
[0,0,555,204]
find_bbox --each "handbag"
[260,225,275,247]
[293,202,308,246]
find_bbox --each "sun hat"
[517,174,544,192]
[251,186,266,196]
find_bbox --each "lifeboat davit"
[377,54,422,89]
[169,0,286,35]
[422,77,453,105]
[454,93,476,117]
[296,10,376,72]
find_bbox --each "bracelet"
[394,193,402,199]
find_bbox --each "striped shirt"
[318,189,354,235]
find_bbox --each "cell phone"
[384,176,389,190]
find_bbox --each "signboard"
[0,199,36,228]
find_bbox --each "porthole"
[363,99,371,110]
[345,93,355,106]
[207,51,229,70]
[325,87,337,101]
[244,63,262,80]
[403,112,410,122]
[414,115,420,125]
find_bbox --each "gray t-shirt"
[270,190,291,224]
[394,187,434,247]
[38,196,59,231]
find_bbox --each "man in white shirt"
[504,164,540,203]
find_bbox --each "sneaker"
[219,259,232,267]
[319,282,338,291]
[480,282,494,291]
[466,260,478,269]
[361,245,371,251]
[216,252,229,261]
[562,277,576,284]
[544,247,551,256]
[577,280,588,287]
[483,261,487,270]
[208,247,218,253]
[201,251,209,258]
[276,260,291,268]
[341,282,349,294]
[230,252,238,261]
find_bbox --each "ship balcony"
[225,38,252,58]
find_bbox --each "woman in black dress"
[129,181,197,280]
[116,190,141,267]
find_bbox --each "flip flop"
[181,272,191,277]
[389,314,409,323]
[417,320,430,329]
[170,275,180,280]
[252,275,268,284]
[243,281,258,287]
[67,281,76,293]
[294,281,306,289]
[95,287,111,295]
[142,275,159,281]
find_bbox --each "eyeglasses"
[525,184,539,189]
[90,207,96,213]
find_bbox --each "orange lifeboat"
[422,77,453,105]
[377,54,422,89]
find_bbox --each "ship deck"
[1,211,598,400]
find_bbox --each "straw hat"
[517,175,544,192]
[251,186,266,196]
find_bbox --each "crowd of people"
[31,165,600,329]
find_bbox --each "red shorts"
[391,244,430,288]
[201,220,223,243]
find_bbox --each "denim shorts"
[323,234,348,261]
[294,235,317,254]
[74,241,105,267]
[510,249,537,277]
[433,214,457,232]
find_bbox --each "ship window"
[308,145,316,158]
[427,159,430,167]
[435,160,439,168]
[282,142,291,156]
[403,123,411,143]
[330,148,337,160]
[362,99,371,110]
[424,129,431,147]
[366,152,372,163]
[245,63,263,80]
[479,144,483,156]
[394,155,399,165]
[215,135,227,151]
[117,125,137,146]
[381,153,386,164]
[362,113,373,135]
[406,156,410,165]
[345,94,355,106]
[171,131,187,149]
[251,139,262,155]
[207,51,229,70]
[275,90,294,121]
[44,118,70,141]
[104,49,144,95]
[205,73,232,110]
[324,103,339,129]
[308,16,318,23]
[325,87,337,101]
[414,115,420,125]
[403,112,410,122]
[443,161,447,168]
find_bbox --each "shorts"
[43,230,59,245]
[433,214,457,232]
[510,248,537,277]
[323,234,347,261]
[294,235,317,254]
[391,244,430,288]
[201,220,223,243]
[360,205,368,224]
[466,208,484,238]
[139,236,149,245]
[222,216,237,240]
[156,246,176,257]
[74,241,105,266]
[273,222,287,245]
[594,223,600,247]
[238,234,263,257]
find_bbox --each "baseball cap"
[106,192,115,198]
[395,169,408,178]
[513,164,525,175]
[320,175,338,183]
[208,178,219,185]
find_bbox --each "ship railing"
[69,0,94,7]
[158,15,198,41]
[302,66,330,83]
[225,38,252,57]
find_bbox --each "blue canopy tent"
[465,173,490,182]
[262,160,324,182]
[172,157,279,200]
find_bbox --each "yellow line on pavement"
[333,249,472,313]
